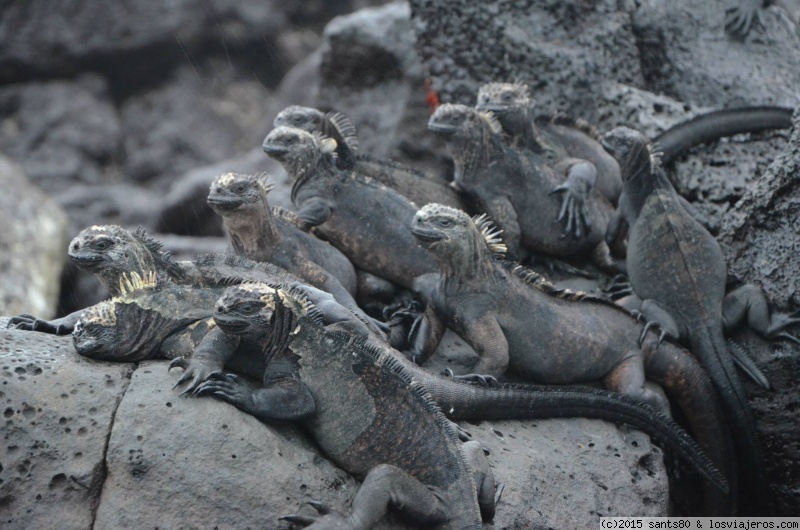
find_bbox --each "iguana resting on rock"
[409,202,736,513]
[476,82,622,227]
[273,105,467,211]
[427,103,618,268]
[262,126,439,295]
[6,225,298,336]
[173,281,727,523]
[725,0,800,38]
[600,127,800,512]
[206,171,374,319]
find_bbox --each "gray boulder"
[0,156,67,319]
[0,321,668,528]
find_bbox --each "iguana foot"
[170,357,225,395]
[192,372,257,412]
[281,501,348,529]
[550,184,592,240]
[764,309,800,345]
[725,0,764,39]
[638,320,668,348]
[6,314,73,335]
[440,368,499,387]
[603,274,633,300]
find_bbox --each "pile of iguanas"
[8,79,799,525]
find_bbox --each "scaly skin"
[409,203,734,513]
[206,172,378,321]
[428,103,616,265]
[175,281,727,525]
[274,105,468,210]
[476,82,622,201]
[180,282,489,530]
[262,126,439,293]
[600,127,782,513]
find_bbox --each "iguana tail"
[654,106,793,166]
[688,325,769,514]
[645,341,737,515]
[415,372,729,495]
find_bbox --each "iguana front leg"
[550,160,597,239]
[296,197,333,228]
[170,327,240,394]
[408,303,446,364]
[194,372,315,421]
[7,310,83,335]
[281,464,449,530]
[460,315,509,378]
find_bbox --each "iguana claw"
[279,514,317,526]
[306,500,332,515]
[638,320,661,347]
[280,501,347,528]
[550,183,592,240]
[440,369,499,387]
[7,314,73,335]
[725,0,763,39]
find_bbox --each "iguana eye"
[95,239,114,251]
[238,303,258,314]
[234,183,247,193]
[438,218,453,227]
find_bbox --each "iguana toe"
[494,482,505,504]
[280,514,317,527]
[306,500,332,515]
[7,314,36,330]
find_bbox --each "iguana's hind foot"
[605,354,672,417]
[440,368,500,387]
[463,440,499,522]
[723,283,800,344]
[283,464,452,530]
[727,339,771,390]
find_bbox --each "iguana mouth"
[68,253,107,266]
[410,226,444,247]
[262,142,289,158]
[207,196,244,211]
[427,122,458,136]
[475,104,508,114]
[213,315,250,334]
[599,138,617,157]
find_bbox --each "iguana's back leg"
[603,352,671,416]
[462,440,499,522]
[722,283,800,344]
[283,464,451,530]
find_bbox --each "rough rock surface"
[0,323,133,530]
[0,156,68,319]
[0,320,667,527]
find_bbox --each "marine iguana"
[6,225,298,336]
[175,281,728,523]
[262,126,439,294]
[206,171,371,316]
[600,127,799,512]
[427,103,618,268]
[273,105,468,211]
[725,0,800,38]
[408,202,736,512]
[476,81,622,236]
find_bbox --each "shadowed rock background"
[0,0,798,525]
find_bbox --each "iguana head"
[262,126,337,179]
[68,225,172,294]
[213,282,283,341]
[72,271,173,361]
[475,82,530,115]
[273,105,326,132]
[600,127,655,182]
[207,172,272,215]
[412,203,505,272]
[428,103,503,139]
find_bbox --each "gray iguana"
[273,105,468,211]
[427,103,618,268]
[600,127,800,512]
[408,202,737,513]
[262,126,439,295]
[172,281,727,524]
[6,225,298,336]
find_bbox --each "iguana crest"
[478,111,503,134]
[601,126,656,182]
[477,82,532,109]
[324,110,360,151]
[471,213,507,258]
[79,300,117,328]
[118,270,157,296]
[538,111,600,140]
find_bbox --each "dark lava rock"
[0,321,667,527]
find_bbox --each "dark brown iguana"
[172,281,727,524]
[273,105,468,211]
[600,127,799,513]
[262,125,439,295]
[427,103,618,268]
[725,0,800,38]
[6,225,298,336]
[408,202,736,513]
